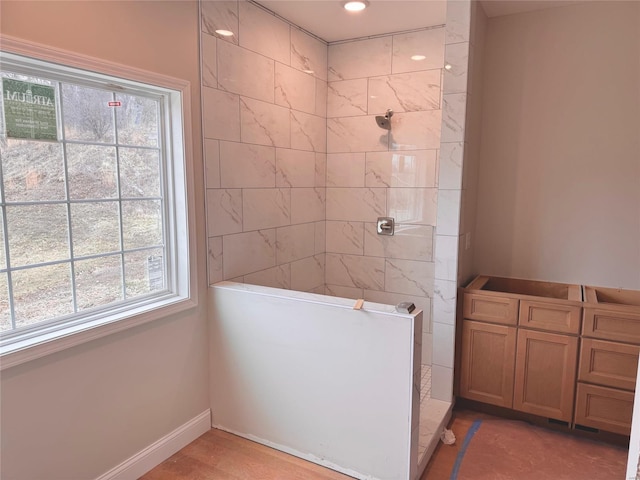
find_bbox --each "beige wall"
[473,1,640,289]
[0,2,209,479]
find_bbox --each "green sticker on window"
[2,78,58,141]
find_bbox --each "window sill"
[0,294,197,370]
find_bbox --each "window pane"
[0,273,10,332]
[115,94,159,147]
[6,204,69,267]
[62,84,115,143]
[75,255,123,310]
[13,263,73,329]
[70,202,120,256]
[119,147,161,197]
[122,200,162,249]
[66,144,117,199]
[1,139,66,201]
[124,248,164,297]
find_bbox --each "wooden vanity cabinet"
[459,276,582,423]
[574,286,640,435]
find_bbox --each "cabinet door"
[460,320,516,407]
[513,330,578,422]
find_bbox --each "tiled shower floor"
[418,364,451,465]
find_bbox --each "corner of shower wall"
[199,0,329,295]
[431,0,474,404]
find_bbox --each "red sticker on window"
[108,101,122,107]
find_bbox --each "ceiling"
[255,0,582,43]
[256,1,447,43]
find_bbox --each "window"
[0,40,195,368]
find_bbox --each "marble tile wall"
[202,1,327,293]
[325,27,445,360]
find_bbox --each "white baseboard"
[96,409,211,480]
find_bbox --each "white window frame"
[0,35,198,370]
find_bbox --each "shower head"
[375,109,393,130]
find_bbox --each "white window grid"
[0,69,170,336]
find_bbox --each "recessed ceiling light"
[411,55,426,61]
[343,1,369,12]
[215,29,234,37]
[303,69,315,74]
[444,63,453,70]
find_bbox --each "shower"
[375,109,393,130]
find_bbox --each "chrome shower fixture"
[375,109,393,130]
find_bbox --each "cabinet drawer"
[518,300,581,334]
[578,339,639,391]
[583,308,640,343]
[574,383,633,435]
[463,293,518,325]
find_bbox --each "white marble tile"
[243,188,290,231]
[291,111,326,152]
[291,28,328,80]
[244,264,291,290]
[364,223,433,261]
[315,153,326,187]
[203,87,240,141]
[392,28,445,74]
[218,40,274,102]
[365,150,437,188]
[291,254,325,292]
[431,364,453,402]
[364,290,431,321]
[207,236,223,285]
[432,279,457,325]
[275,149,316,187]
[291,188,325,224]
[326,284,363,300]
[328,36,392,81]
[315,79,327,118]
[385,259,434,297]
[240,97,290,148]
[201,1,238,44]
[446,0,471,44]
[444,42,469,95]
[327,79,368,118]
[276,223,315,264]
[326,187,386,222]
[275,63,316,114]
[390,110,442,151]
[207,189,242,236]
[438,142,463,189]
[368,70,441,114]
[327,116,389,153]
[441,94,467,143]
[388,188,438,225]
[204,139,220,189]
[435,189,461,236]
[314,221,325,254]
[220,141,275,188]
[326,153,365,187]
[238,1,290,65]
[432,322,455,369]
[326,221,364,255]
[325,253,385,290]
[201,33,217,88]
[434,234,458,282]
[223,229,276,279]
[422,332,433,365]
